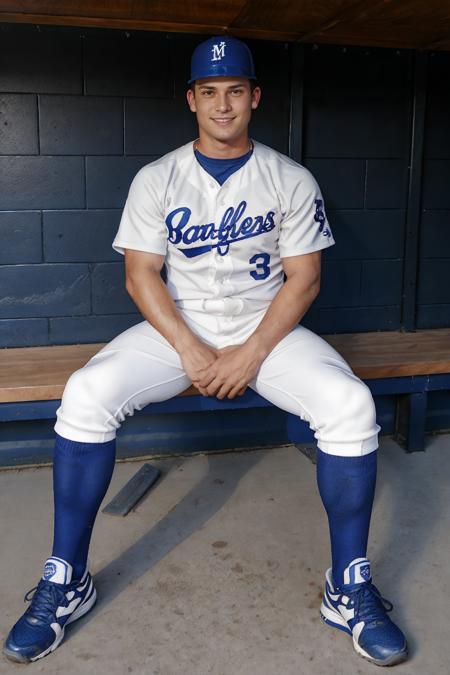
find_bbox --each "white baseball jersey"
[112,140,335,318]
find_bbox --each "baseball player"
[4,36,407,666]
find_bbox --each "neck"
[195,134,252,159]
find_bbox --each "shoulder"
[253,141,319,187]
[131,141,195,186]
[252,141,321,198]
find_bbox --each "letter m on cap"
[211,41,226,61]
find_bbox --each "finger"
[194,361,217,379]
[198,372,217,388]
[192,382,208,396]
[227,383,246,399]
[206,379,222,397]
[216,383,233,400]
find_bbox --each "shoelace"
[23,580,74,623]
[346,582,394,626]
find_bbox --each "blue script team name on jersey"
[165,200,276,258]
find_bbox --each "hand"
[197,342,266,400]
[178,338,219,396]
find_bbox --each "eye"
[231,89,244,96]
[201,89,214,96]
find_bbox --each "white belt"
[176,298,269,316]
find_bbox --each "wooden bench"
[1,329,450,462]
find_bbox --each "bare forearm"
[126,273,197,352]
[245,275,319,359]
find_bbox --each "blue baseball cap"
[188,36,256,84]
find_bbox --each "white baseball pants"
[54,309,380,457]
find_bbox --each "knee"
[318,376,378,443]
[62,364,103,411]
[323,375,375,420]
[344,379,377,430]
[55,359,121,441]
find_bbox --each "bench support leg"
[395,392,428,452]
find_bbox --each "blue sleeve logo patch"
[314,199,331,237]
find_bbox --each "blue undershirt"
[194,145,253,185]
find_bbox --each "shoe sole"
[320,600,408,667]
[3,587,97,664]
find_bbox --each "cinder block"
[304,159,366,209]
[319,306,401,333]
[49,314,142,344]
[0,318,49,348]
[366,160,408,209]
[0,25,82,94]
[299,306,320,333]
[0,212,42,264]
[422,160,450,209]
[314,260,361,308]
[0,94,38,154]
[417,259,450,304]
[86,156,157,209]
[0,264,90,318]
[416,304,450,329]
[420,210,450,258]
[172,34,208,97]
[91,263,138,314]
[0,157,84,210]
[303,44,411,158]
[125,99,197,155]
[326,210,406,260]
[84,32,171,97]
[43,210,122,262]
[40,95,123,155]
[424,52,450,160]
[360,260,403,305]
[249,39,290,89]
[247,39,290,154]
[250,95,289,154]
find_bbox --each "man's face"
[186,77,261,145]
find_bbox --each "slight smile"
[211,117,236,125]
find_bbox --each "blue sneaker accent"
[3,557,96,663]
[320,558,408,666]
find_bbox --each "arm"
[246,250,321,358]
[125,249,218,393]
[198,251,321,399]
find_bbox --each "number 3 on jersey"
[249,253,271,280]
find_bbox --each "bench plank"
[1,328,450,403]
[326,328,450,378]
[0,343,200,403]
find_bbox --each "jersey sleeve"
[112,167,167,256]
[278,168,335,258]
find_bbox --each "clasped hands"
[180,338,266,400]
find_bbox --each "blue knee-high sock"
[52,433,116,580]
[316,448,377,588]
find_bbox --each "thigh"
[84,320,191,404]
[249,324,360,428]
[55,321,192,442]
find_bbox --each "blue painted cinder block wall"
[1,25,449,346]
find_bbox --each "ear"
[186,88,197,113]
[251,86,262,110]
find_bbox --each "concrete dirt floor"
[0,435,449,675]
